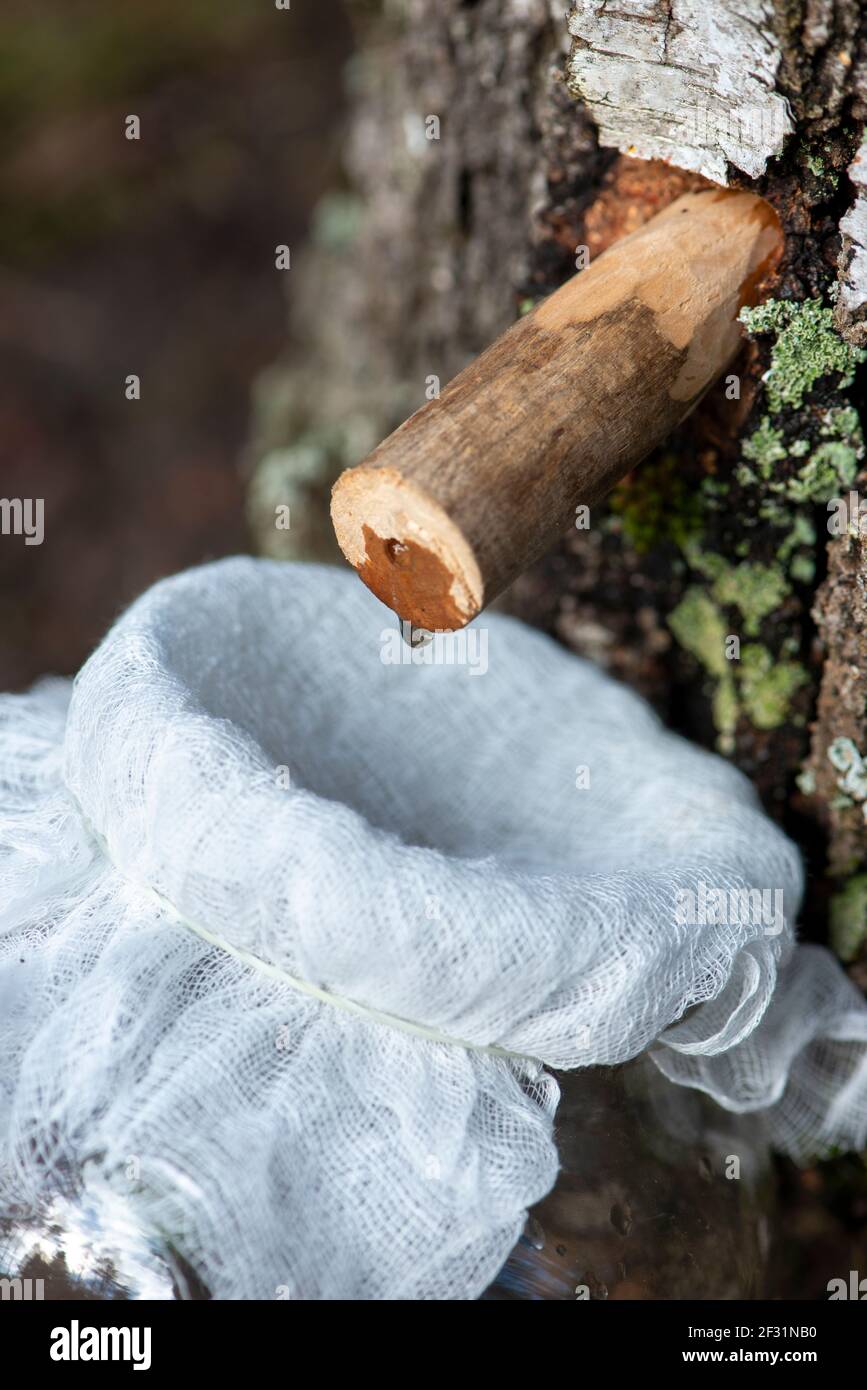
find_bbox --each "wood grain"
[331,188,783,630]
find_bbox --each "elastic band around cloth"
[149,883,541,1066]
[80,811,541,1067]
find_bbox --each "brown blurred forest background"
[0,0,351,690]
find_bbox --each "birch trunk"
[247,0,867,1294]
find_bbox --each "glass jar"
[485,1056,775,1300]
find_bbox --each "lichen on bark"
[247,0,867,969]
[242,0,867,1285]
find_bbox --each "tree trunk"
[246,0,867,1293]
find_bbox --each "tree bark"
[247,0,867,1287]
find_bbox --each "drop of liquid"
[399,619,433,649]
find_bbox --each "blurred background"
[0,0,352,690]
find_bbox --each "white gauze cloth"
[1,556,867,1300]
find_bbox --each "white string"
[79,811,541,1068]
[146,881,540,1065]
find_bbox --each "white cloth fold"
[1,556,865,1299]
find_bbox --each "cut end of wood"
[330,189,784,633]
[331,466,483,629]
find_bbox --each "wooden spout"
[331,189,783,631]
